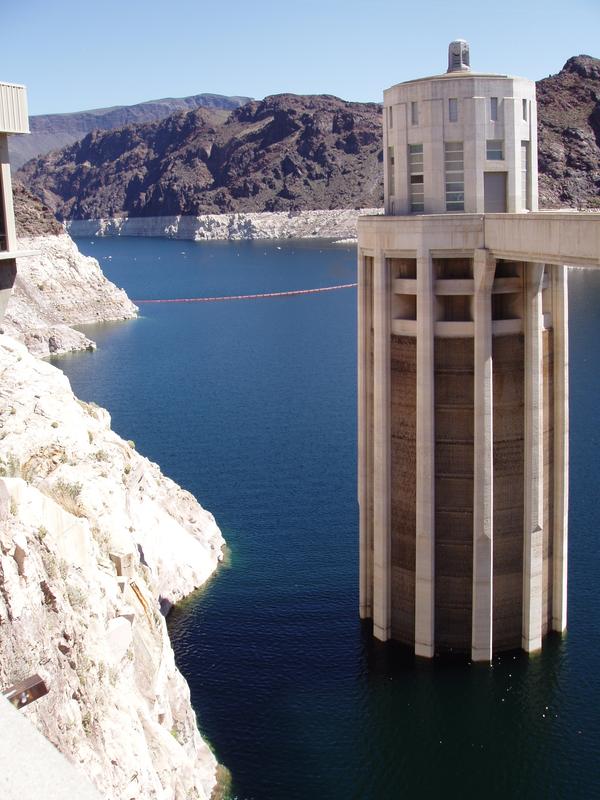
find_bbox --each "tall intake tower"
[357,42,570,661]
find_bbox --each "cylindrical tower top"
[447,40,470,73]
[382,46,538,216]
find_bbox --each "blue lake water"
[57,237,600,800]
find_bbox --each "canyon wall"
[66,207,380,241]
[2,184,226,798]
[4,184,137,357]
[0,335,225,799]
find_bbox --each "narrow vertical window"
[521,140,530,210]
[388,146,395,196]
[411,101,418,126]
[388,106,393,129]
[444,141,464,211]
[490,97,498,121]
[448,98,458,122]
[408,144,424,212]
[522,99,528,121]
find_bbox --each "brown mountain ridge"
[17,55,600,220]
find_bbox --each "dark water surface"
[58,238,600,799]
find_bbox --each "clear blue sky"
[3,0,599,116]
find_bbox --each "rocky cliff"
[18,56,600,220]
[66,207,381,241]
[0,335,225,799]
[3,184,137,357]
[18,94,384,220]
[9,93,251,170]
[537,55,600,207]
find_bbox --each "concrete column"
[427,98,444,213]
[551,264,569,632]
[372,249,391,640]
[0,135,17,251]
[383,119,390,214]
[529,99,539,211]
[395,109,409,215]
[414,250,435,657]
[504,99,519,213]
[466,96,487,213]
[471,249,496,661]
[358,252,373,619]
[0,135,17,326]
[522,261,545,653]
[0,259,16,323]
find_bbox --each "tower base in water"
[356,212,594,660]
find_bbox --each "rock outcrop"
[18,94,384,220]
[538,55,600,208]
[4,184,137,357]
[0,335,225,799]
[18,57,600,219]
[9,93,251,170]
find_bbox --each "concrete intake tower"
[357,42,600,661]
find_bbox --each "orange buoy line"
[134,282,358,304]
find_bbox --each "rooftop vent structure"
[447,39,470,72]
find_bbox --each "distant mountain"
[17,55,600,219]
[18,94,383,219]
[537,55,600,207]
[8,93,251,169]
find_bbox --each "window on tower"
[486,140,504,160]
[490,97,498,121]
[408,144,424,212]
[448,98,458,122]
[411,101,419,125]
[388,146,395,196]
[521,141,530,210]
[444,142,464,211]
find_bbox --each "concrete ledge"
[484,213,600,267]
[391,319,417,336]
[393,278,418,294]
[435,279,474,295]
[359,212,600,269]
[435,320,474,337]
[0,249,39,261]
[492,318,522,335]
[492,277,522,294]
[0,696,101,800]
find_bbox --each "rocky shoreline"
[0,335,225,799]
[1,213,226,798]
[3,233,137,357]
[66,208,380,242]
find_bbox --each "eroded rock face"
[2,233,137,357]
[5,183,137,357]
[538,55,600,208]
[66,207,382,241]
[18,94,384,220]
[8,94,251,171]
[0,335,225,799]
[13,181,64,237]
